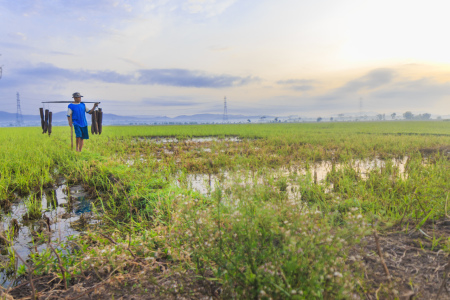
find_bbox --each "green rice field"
[0,121,449,299]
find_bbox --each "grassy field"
[0,121,449,299]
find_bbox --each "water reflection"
[178,157,411,199]
[0,184,95,287]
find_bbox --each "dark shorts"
[74,125,89,139]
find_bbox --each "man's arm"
[87,102,99,114]
[67,107,73,126]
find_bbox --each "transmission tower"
[223,96,228,123]
[16,92,24,126]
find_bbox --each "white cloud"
[8,32,27,41]
[182,0,237,17]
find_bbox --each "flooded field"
[1,122,449,299]
[180,156,410,198]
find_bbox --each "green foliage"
[171,187,366,298]
[0,121,449,297]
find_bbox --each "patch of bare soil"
[6,267,220,300]
[419,146,450,158]
[353,221,450,299]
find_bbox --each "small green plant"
[23,194,42,221]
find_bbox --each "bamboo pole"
[41,101,101,103]
[69,116,74,150]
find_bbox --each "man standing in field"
[67,92,98,152]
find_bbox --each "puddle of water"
[126,155,147,167]
[128,136,243,164]
[179,170,297,199]
[0,185,96,287]
[178,157,411,200]
[135,136,242,144]
[292,156,409,182]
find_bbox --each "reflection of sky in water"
[179,157,411,200]
[75,197,92,215]
[136,136,242,144]
[0,185,94,288]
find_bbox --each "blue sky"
[1,0,450,117]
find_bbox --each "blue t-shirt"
[67,103,88,127]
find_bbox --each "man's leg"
[79,139,84,152]
[76,137,82,152]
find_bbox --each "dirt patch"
[7,267,220,299]
[353,221,450,299]
[419,146,450,157]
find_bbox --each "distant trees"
[421,113,431,120]
[391,113,396,119]
[376,114,386,121]
[403,111,432,120]
[317,117,322,122]
[403,111,414,120]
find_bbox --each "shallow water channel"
[0,184,95,287]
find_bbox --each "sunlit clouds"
[0,0,449,116]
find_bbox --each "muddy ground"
[354,221,450,300]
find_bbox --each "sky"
[1,0,450,117]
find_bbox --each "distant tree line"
[402,111,431,120]
[325,111,437,122]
